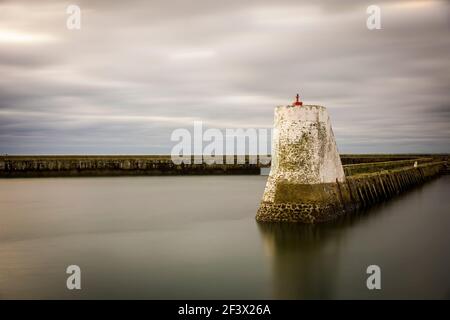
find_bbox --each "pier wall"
[0,155,448,178]
[0,156,261,177]
[256,161,446,223]
[342,158,433,176]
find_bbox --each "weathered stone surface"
[262,105,345,203]
[257,161,445,223]
[256,104,446,223]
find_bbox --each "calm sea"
[0,175,449,299]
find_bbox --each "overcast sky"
[0,0,449,154]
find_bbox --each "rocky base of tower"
[256,201,357,223]
[256,181,356,223]
[256,161,445,224]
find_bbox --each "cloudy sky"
[0,0,449,154]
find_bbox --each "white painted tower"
[263,104,345,202]
[257,97,347,223]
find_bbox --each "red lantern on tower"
[292,93,303,106]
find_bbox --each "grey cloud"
[0,0,449,154]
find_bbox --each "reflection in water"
[257,212,372,299]
[258,223,339,299]
[257,178,450,300]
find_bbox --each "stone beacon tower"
[256,94,347,223]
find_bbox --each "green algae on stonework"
[316,123,328,159]
[277,135,312,172]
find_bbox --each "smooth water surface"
[0,175,449,299]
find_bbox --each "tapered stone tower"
[256,97,347,223]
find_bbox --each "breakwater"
[342,157,434,176]
[0,155,262,177]
[257,160,446,223]
[1,154,447,178]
